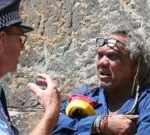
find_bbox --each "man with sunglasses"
[53,30,150,135]
[0,0,60,135]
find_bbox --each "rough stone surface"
[0,0,150,134]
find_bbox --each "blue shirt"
[0,86,14,135]
[0,101,13,135]
[53,84,150,135]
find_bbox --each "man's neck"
[106,88,132,113]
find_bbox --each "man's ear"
[0,31,5,53]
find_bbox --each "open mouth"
[99,70,111,79]
[100,70,110,75]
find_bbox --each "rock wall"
[1,0,150,134]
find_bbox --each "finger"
[36,75,48,87]
[37,77,46,82]
[38,74,53,85]
[27,83,43,96]
[44,92,61,113]
[57,87,62,92]
[37,73,57,92]
[54,88,61,99]
[126,114,139,118]
[50,88,61,105]
[125,115,139,121]
[45,77,57,92]
[37,73,50,82]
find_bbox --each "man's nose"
[97,56,109,66]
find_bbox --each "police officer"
[0,0,60,135]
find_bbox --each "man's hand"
[27,73,60,114]
[104,114,138,135]
[27,73,61,135]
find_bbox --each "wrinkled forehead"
[108,34,128,46]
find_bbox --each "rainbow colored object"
[65,94,95,118]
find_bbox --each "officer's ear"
[0,31,6,53]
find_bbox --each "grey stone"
[0,0,150,134]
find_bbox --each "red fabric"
[69,94,94,106]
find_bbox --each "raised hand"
[27,73,61,135]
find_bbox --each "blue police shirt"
[53,84,150,135]
[0,101,13,135]
[0,86,14,135]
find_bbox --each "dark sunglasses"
[96,38,125,48]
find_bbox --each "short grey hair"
[111,30,150,87]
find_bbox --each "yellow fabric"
[66,99,95,117]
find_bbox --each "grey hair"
[127,31,150,87]
[110,30,150,87]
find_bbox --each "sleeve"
[52,85,97,135]
[135,92,150,135]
